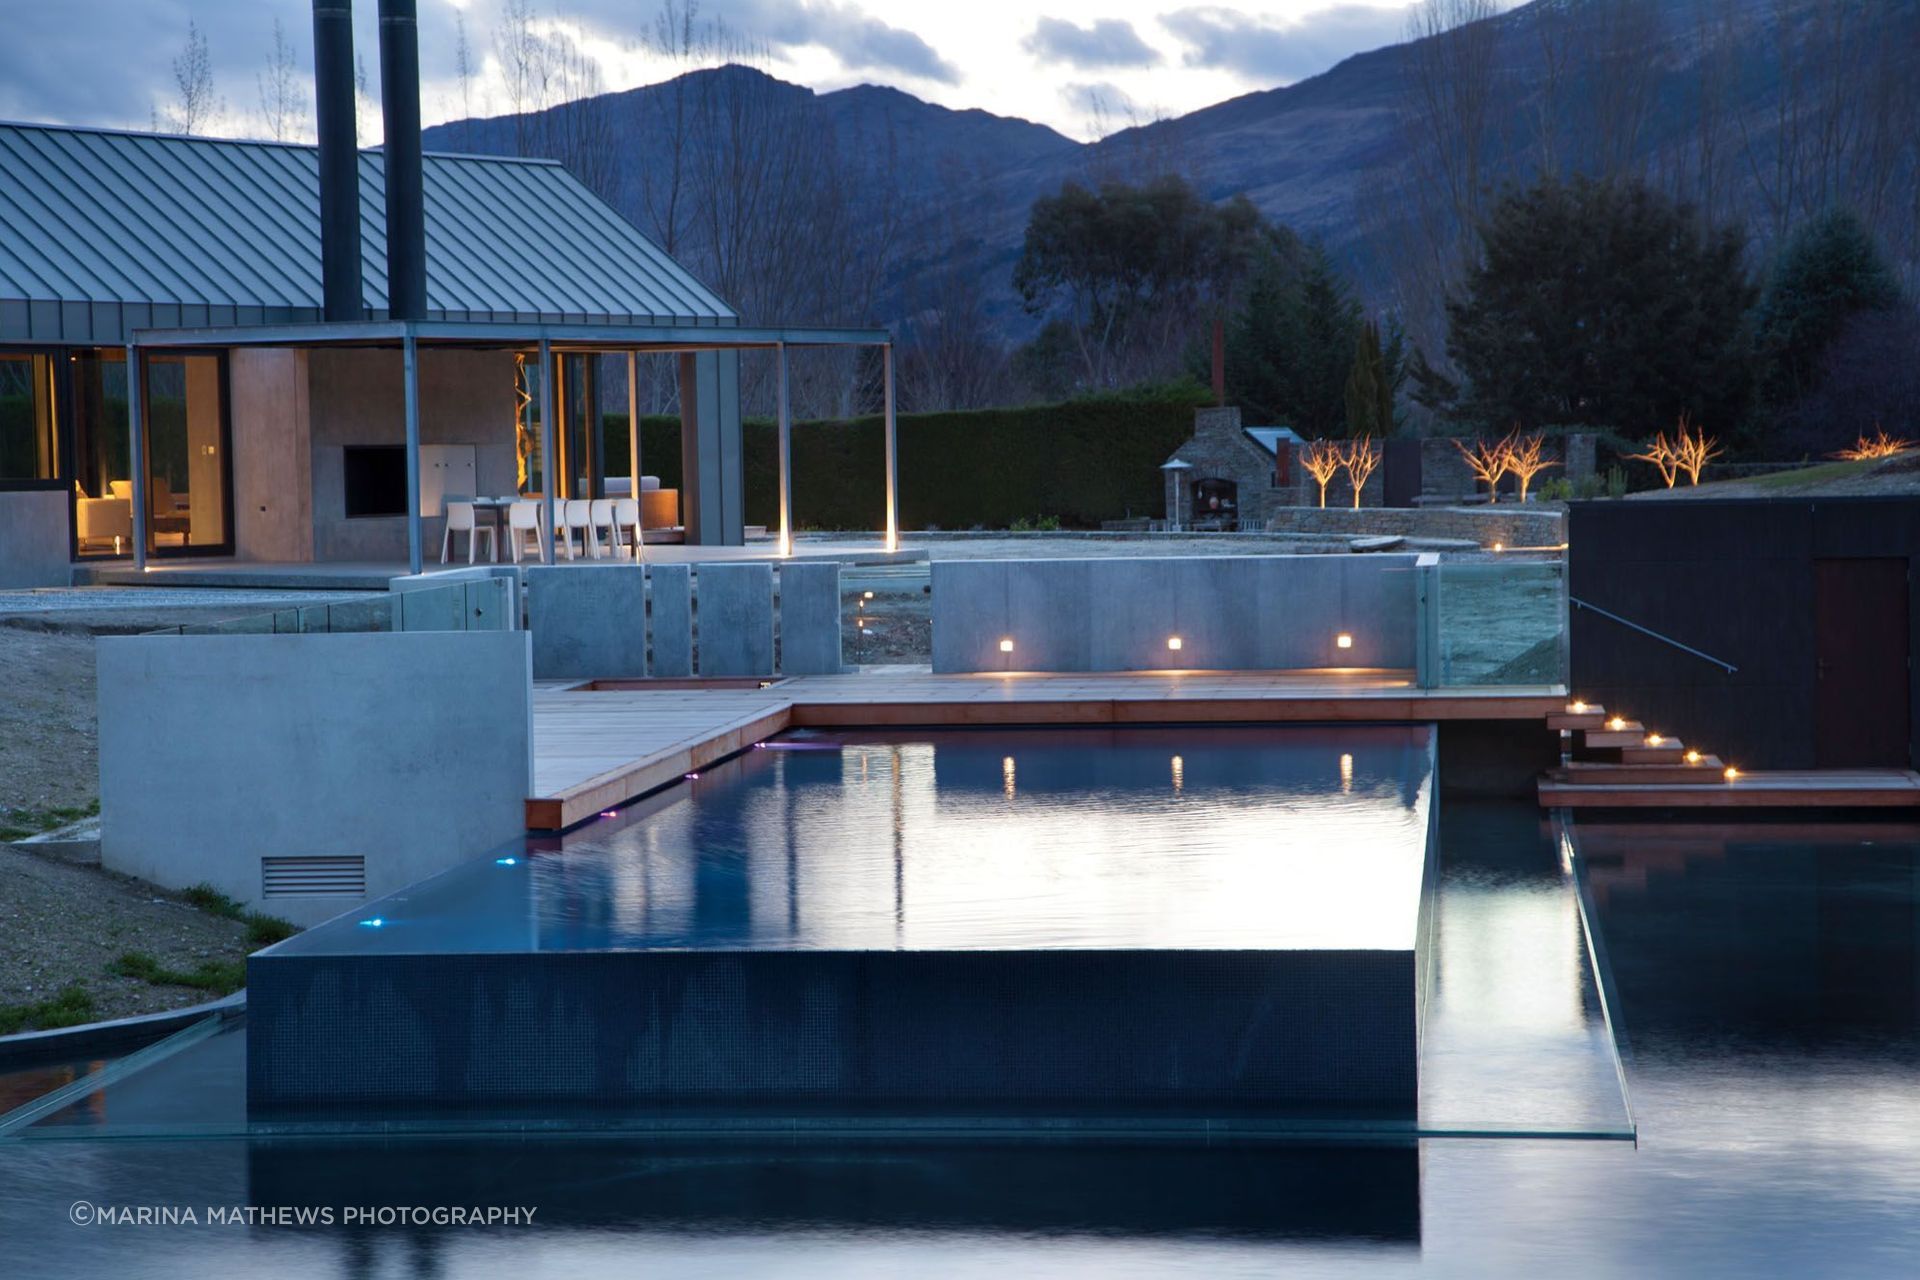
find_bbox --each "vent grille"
[262,855,366,898]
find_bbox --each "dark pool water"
[3,786,1917,1274]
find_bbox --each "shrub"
[110,951,246,995]
[0,986,95,1035]
[602,396,1203,531]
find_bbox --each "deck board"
[528,669,1562,830]
[1539,768,1920,809]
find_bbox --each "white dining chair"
[588,498,618,559]
[441,500,496,564]
[613,497,643,561]
[507,500,544,563]
[561,499,594,560]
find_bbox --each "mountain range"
[424,0,1918,347]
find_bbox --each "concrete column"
[648,563,693,676]
[778,561,841,674]
[678,350,744,547]
[696,562,774,676]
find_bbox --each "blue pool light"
[495,856,518,866]
[357,917,385,928]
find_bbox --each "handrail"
[1569,596,1737,674]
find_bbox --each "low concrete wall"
[932,555,1418,673]
[526,565,646,678]
[1264,505,1563,549]
[778,562,842,675]
[0,489,70,588]
[649,565,694,676]
[98,632,532,926]
[697,563,774,676]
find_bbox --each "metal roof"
[1244,426,1304,456]
[0,121,736,345]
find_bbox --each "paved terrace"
[528,669,1565,829]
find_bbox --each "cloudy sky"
[0,1,1445,143]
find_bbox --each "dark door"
[1382,439,1421,507]
[1814,558,1910,767]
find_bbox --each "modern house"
[0,116,893,582]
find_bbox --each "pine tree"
[1345,323,1382,436]
[1756,210,1902,410]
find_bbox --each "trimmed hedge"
[602,397,1201,531]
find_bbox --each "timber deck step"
[1539,768,1920,809]
[1550,758,1725,785]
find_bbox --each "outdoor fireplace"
[1192,477,1240,531]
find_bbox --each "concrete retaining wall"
[1263,505,1563,548]
[0,489,70,587]
[777,562,843,675]
[526,564,646,678]
[932,555,1419,673]
[650,565,694,676]
[98,631,532,926]
[697,563,774,676]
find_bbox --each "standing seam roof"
[0,121,736,342]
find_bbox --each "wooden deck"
[1538,768,1920,809]
[528,669,1563,830]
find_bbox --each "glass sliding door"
[142,353,229,551]
[70,349,132,555]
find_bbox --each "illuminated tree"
[1627,432,1680,488]
[1504,431,1557,502]
[1342,436,1381,509]
[1672,416,1721,486]
[1832,426,1913,461]
[1301,439,1344,508]
[1454,434,1512,503]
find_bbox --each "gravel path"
[0,846,252,1023]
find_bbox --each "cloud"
[1023,18,1161,70]
[1061,82,1143,127]
[585,0,960,84]
[1160,4,1412,82]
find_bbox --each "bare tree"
[256,17,307,142]
[156,18,221,135]
[452,11,478,151]
[354,53,375,144]
[491,0,620,205]
[1584,0,1663,182]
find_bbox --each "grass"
[177,883,298,948]
[0,985,96,1035]
[109,951,246,996]
[1747,458,1879,490]
[0,800,99,843]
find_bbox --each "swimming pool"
[247,724,1439,1126]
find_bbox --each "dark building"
[1568,496,1919,771]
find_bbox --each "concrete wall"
[679,350,743,546]
[0,488,71,587]
[307,348,518,561]
[98,631,533,926]
[526,564,647,678]
[1263,504,1564,548]
[229,348,315,562]
[932,554,1419,673]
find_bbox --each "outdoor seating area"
[440,485,682,565]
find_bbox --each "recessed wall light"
[1167,636,1183,651]
[1335,633,1353,649]
[999,637,1014,653]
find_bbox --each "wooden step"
[1546,704,1608,731]
[1581,722,1647,748]
[1550,758,1724,786]
[1619,739,1687,763]
[1539,768,1920,809]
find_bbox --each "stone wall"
[1420,434,1597,500]
[1263,505,1564,548]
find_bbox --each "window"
[0,353,57,481]
[343,445,408,517]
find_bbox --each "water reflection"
[529,725,1434,953]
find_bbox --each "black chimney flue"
[312,1,361,322]
[377,0,427,321]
